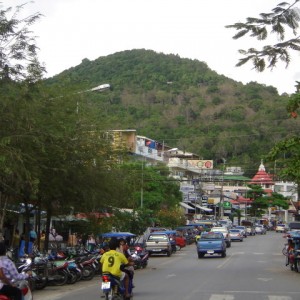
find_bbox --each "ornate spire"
[258,159,265,172]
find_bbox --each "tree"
[227,2,300,196]
[226,1,300,72]
[0,3,45,82]
[247,184,267,217]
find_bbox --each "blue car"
[196,232,226,258]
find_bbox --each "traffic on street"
[32,230,300,300]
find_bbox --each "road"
[33,231,300,300]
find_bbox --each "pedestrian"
[40,230,46,253]
[11,229,20,261]
[87,234,96,252]
[28,225,37,254]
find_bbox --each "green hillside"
[45,49,299,176]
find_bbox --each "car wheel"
[167,250,172,257]
[198,253,204,259]
[240,239,243,242]
[221,251,226,258]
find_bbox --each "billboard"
[188,160,213,169]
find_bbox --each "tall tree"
[227,2,300,196]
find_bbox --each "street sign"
[223,201,231,209]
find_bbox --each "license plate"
[101,282,111,289]
[152,249,161,252]
[207,250,214,254]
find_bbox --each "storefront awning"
[180,202,195,210]
[194,204,213,212]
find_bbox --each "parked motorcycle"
[31,255,69,287]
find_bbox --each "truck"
[145,232,172,257]
[196,231,226,258]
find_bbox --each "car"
[196,232,226,258]
[210,226,231,248]
[145,232,172,256]
[288,221,300,232]
[229,229,244,242]
[255,224,267,235]
[276,224,287,233]
[245,226,256,236]
[234,226,247,238]
[218,219,233,229]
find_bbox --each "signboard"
[201,195,208,207]
[180,185,195,193]
[223,201,232,209]
[208,198,215,204]
[187,160,214,170]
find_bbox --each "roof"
[100,232,136,238]
[180,202,195,210]
[249,161,274,185]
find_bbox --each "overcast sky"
[6,0,300,94]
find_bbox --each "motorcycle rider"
[100,238,133,300]
[0,241,31,300]
[117,239,135,287]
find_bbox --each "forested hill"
[45,49,299,176]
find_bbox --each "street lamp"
[76,83,111,114]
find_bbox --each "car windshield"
[230,230,240,233]
[148,235,167,240]
[211,227,227,232]
[201,233,223,239]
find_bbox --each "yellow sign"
[208,198,215,204]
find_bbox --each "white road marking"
[268,296,292,300]
[209,295,234,300]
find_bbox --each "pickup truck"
[196,232,226,258]
[145,232,172,257]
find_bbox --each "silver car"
[229,229,244,242]
[255,225,267,235]
[234,226,247,238]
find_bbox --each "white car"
[210,226,231,247]
[255,225,267,234]
[276,224,287,233]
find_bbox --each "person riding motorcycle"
[117,238,135,287]
[100,238,133,300]
[0,241,31,300]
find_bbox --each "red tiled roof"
[249,161,274,185]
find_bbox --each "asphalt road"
[33,231,300,300]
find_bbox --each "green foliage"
[226,2,300,72]
[0,3,45,82]
[42,49,300,176]
[247,185,267,217]
[156,207,186,228]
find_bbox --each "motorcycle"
[130,246,149,269]
[0,278,33,300]
[101,272,133,300]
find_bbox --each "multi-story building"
[108,130,298,221]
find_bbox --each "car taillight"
[102,275,110,282]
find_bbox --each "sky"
[5,0,300,94]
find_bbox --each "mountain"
[44,49,299,177]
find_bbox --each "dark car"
[196,232,226,258]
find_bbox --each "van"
[288,221,300,231]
